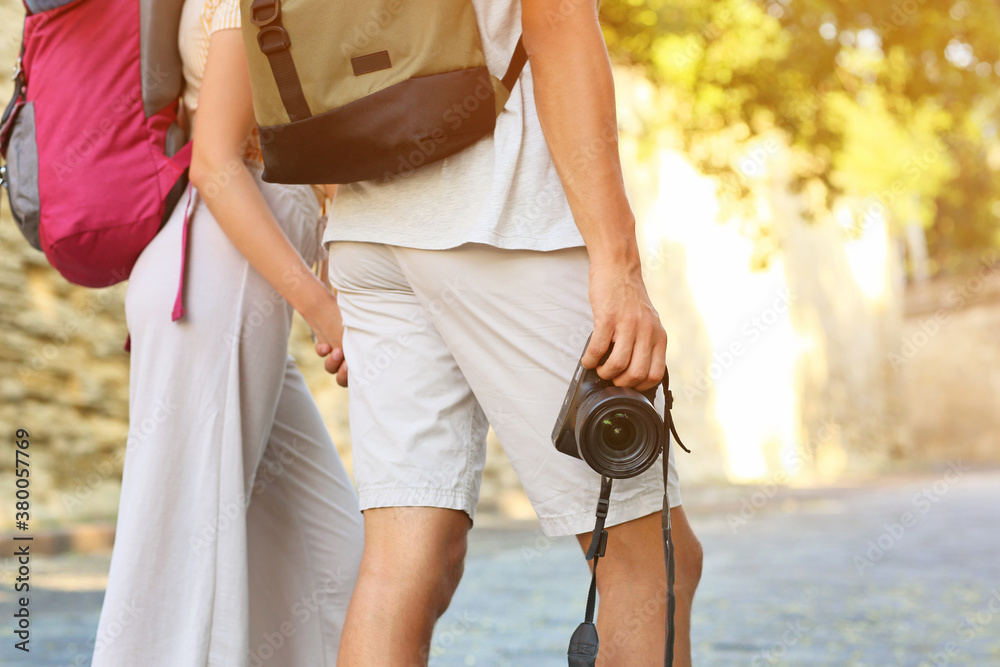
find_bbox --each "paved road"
[2,468,999,666]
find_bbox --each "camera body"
[552,339,665,479]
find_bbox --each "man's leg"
[576,507,703,667]
[326,242,491,665]
[338,507,472,666]
[388,243,701,663]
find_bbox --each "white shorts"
[326,242,681,537]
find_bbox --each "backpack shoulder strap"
[1,39,26,151]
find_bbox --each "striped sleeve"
[207,0,242,34]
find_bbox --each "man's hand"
[584,258,666,391]
[303,290,350,387]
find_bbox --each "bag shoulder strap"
[501,36,527,93]
[249,0,312,122]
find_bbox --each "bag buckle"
[11,57,22,82]
[257,25,291,56]
[251,0,280,26]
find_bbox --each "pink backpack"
[0,0,191,288]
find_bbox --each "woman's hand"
[306,253,349,386]
[302,287,350,387]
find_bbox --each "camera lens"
[574,388,664,479]
[599,412,637,451]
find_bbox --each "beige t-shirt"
[178,0,264,163]
[179,0,240,119]
[322,1,584,252]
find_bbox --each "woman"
[91,0,363,664]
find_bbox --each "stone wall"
[1,212,131,526]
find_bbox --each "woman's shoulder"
[200,0,241,33]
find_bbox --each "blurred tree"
[601,0,1000,273]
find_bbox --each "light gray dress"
[92,165,363,667]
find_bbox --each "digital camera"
[552,337,665,479]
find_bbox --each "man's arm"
[521,0,666,391]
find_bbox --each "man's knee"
[591,508,702,591]
[667,507,704,596]
[678,528,704,593]
[435,535,467,613]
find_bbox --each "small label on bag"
[351,51,392,76]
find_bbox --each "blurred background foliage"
[600,0,1000,274]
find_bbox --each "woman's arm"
[189,29,348,385]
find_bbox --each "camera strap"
[661,377,678,667]
[568,476,612,666]
[660,364,688,667]
[567,365,689,667]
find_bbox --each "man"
[317,0,703,664]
